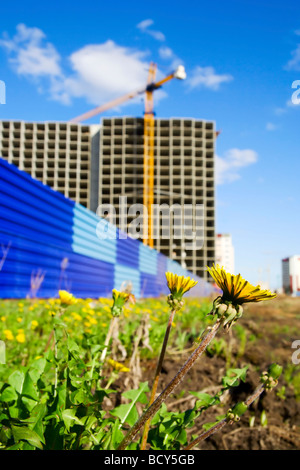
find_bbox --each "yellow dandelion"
[3,329,14,341]
[58,290,77,306]
[71,312,82,322]
[150,316,160,322]
[165,272,198,299]
[17,317,22,323]
[112,289,130,303]
[111,289,131,317]
[31,320,39,330]
[1,316,6,322]
[108,358,130,372]
[207,264,277,305]
[16,332,26,343]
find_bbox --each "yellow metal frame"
[143,62,156,248]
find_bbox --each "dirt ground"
[138,296,300,450]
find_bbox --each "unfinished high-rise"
[0,120,99,209]
[98,117,216,281]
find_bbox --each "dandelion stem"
[183,383,265,450]
[117,318,221,450]
[140,308,176,450]
[99,316,118,382]
[53,326,59,397]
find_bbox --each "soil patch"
[137,296,300,450]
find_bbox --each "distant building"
[0,120,100,209]
[215,233,235,273]
[282,256,300,296]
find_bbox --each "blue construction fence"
[0,157,217,299]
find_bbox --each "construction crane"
[69,63,187,248]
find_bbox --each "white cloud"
[63,41,150,105]
[273,106,287,116]
[266,122,277,131]
[137,19,154,30]
[158,46,174,60]
[0,24,165,109]
[285,31,300,71]
[136,18,165,41]
[285,43,300,71]
[187,65,233,91]
[216,148,258,185]
[0,23,61,77]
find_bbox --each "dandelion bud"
[226,402,247,422]
[225,304,236,317]
[260,368,280,390]
[216,303,228,316]
[236,305,243,318]
[268,363,282,380]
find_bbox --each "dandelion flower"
[4,329,14,341]
[59,290,77,306]
[165,272,198,298]
[71,312,82,322]
[165,272,198,310]
[31,320,39,330]
[111,289,131,317]
[207,264,277,329]
[207,264,276,305]
[108,358,130,372]
[16,332,26,343]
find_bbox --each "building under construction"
[98,116,216,281]
[0,115,216,281]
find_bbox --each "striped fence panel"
[0,157,216,299]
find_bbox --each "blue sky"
[1,0,299,289]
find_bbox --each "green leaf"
[122,381,149,404]
[260,410,268,427]
[110,382,149,426]
[67,336,80,351]
[110,403,138,427]
[62,408,84,432]
[22,372,39,401]
[11,425,44,450]
[202,414,226,431]
[0,385,18,402]
[25,403,47,442]
[222,366,248,388]
[8,370,25,394]
[190,391,217,408]
[108,419,124,450]
[29,358,47,383]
